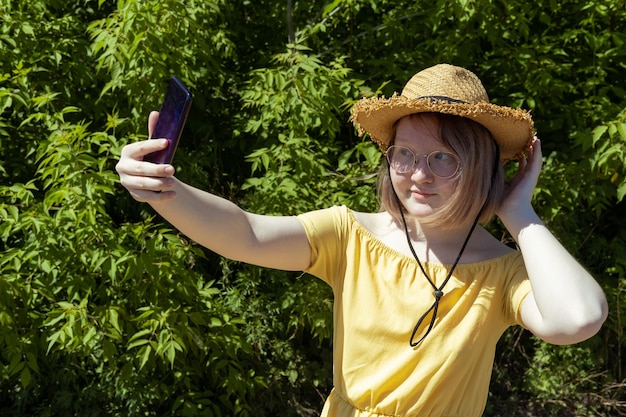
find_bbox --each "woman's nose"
[410,156,433,182]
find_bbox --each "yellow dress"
[297,206,531,417]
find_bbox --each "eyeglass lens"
[387,146,459,178]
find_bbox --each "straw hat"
[351,64,535,162]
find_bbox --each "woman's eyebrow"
[393,137,451,152]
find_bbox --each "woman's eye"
[399,148,413,158]
[434,152,453,161]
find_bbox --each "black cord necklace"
[391,179,481,347]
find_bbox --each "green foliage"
[525,341,606,416]
[576,110,626,203]
[1,0,625,416]
[239,44,378,213]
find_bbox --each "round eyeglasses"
[386,145,461,178]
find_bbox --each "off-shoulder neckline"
[344,206,519,269]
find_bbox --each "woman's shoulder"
[298,205,366,238]
[468,227,516,257]
[351,210,393,229]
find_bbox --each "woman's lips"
[411,189,436,199]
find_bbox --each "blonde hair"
[377,113,505,230]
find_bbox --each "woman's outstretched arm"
[115,112,312,271]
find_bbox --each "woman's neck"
[403,216,477,247]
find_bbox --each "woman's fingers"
[116,137,177,201]
[147,111,159,138]
[114,111,179,202]
[117,167,176,202]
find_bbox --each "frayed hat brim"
[352,94,534,162]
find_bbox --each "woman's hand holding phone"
[117,76,192,201]
[116,112,177,202]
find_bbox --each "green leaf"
[128,328,153,346]
[83,326,98,346]
[617,123,626,141]
[46,331,62,354]
[591,125,608,147]
[617,181,626,202]
[20,367,32,387]
[138,345,152,370]
[127,338,149,349]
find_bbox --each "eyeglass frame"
[385,145,461,178]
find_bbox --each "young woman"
[116,64,608,416]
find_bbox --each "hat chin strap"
[389,170,481,347]
[386,142,500,347]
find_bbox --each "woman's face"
[389,114,460,220]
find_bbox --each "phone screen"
[144,76,192,164]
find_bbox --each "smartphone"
[144,76,193,164]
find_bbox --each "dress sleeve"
[297,206,347,288]
[502,252,532,327]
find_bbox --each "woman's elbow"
[541,298,609,345]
